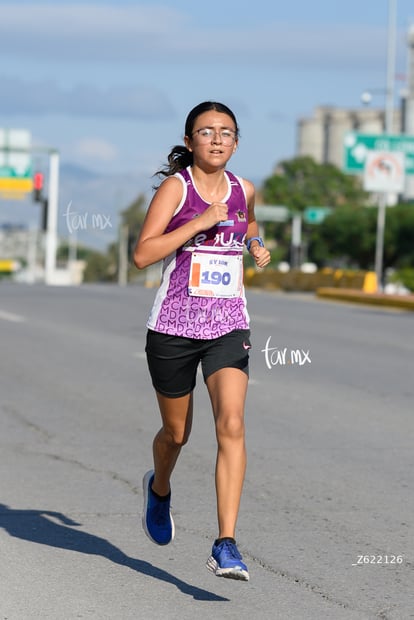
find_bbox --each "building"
[297,24,414,199]
[297,105,402,170]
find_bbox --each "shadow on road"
[0,503,229,602]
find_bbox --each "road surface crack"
[2,404,54,441]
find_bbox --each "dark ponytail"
[153,101,239,189]
[153,146,193,188]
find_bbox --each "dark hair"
[153,101,239,186]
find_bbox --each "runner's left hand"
[251,246,271,268]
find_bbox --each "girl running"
[134,101,270,581]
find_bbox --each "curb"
[316,287,414,311]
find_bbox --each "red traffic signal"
[33,172,44,191]
[33,172,44,202]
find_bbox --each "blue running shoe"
[142,470,175,545]
[206,539,249,581]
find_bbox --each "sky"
[1,0,414,190]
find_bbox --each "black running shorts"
[145,328,251,398]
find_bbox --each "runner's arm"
[134,177,228,269]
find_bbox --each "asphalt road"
[0,282,413,620]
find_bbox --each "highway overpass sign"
[343,132,414,175]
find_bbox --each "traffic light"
[41,198,48,231]
[33,172,44,202]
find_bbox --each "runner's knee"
[161,424,191,447]
[215,413,245,441]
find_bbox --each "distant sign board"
[363,151,405,193]
[343,132,414,175]
[304,206,332,224]
[0,129,33,198]
[255,205,289,222]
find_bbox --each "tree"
[121,193,147,259]
[72,193,148,283]
[308,203,414,270]
[119,192,148,282]
[308,206,377,268]
[56,243,117,282]
[388,204,414,268]
[83,250,116,282]
[262,156,367,212]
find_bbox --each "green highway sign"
[0,164,32,178]
[0,129,32,179]
[343,132,414,175]
[0,129,33,196]
[304,206,332,224]
[255,205,290,222]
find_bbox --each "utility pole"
[45,150,59,285]
[118,223,128,286]
[374,0,397,291]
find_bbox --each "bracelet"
[246,236,264,251]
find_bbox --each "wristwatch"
[246,236,264,252]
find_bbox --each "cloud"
[0,3,189,63]
[0,2,187,37]
[0,2,396,70]
[71,137,119,162]
[0,76,176,119]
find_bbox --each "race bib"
[188,252,243,298]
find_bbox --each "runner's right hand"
[196,202,229,230]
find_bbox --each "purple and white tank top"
[146,167,250,339]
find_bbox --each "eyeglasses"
[192,127,237,146]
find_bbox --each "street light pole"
[385,0,397,134]
[374,0,397,291]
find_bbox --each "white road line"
[0,309,26,323]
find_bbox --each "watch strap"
[246,236,264,251]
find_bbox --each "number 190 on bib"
[188,252,243,298]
